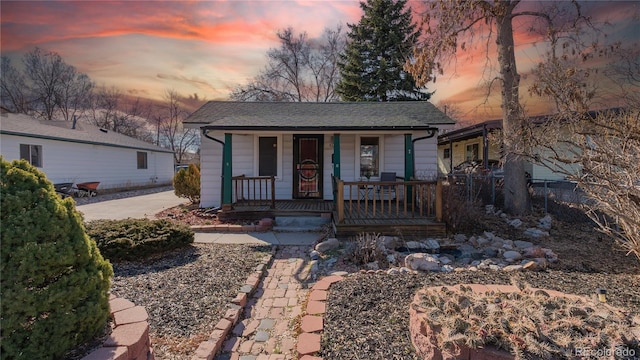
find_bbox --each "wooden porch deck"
[222,175,446,236]
[333,200,445,237]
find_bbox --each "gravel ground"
[319,207,640,360]
[110,243,271,360]
[320,270,640,360]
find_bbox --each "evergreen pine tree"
[337,0,430,101]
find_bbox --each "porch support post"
[404,134,414,180]
[333,134,341,178]
[222,133,233,207]
[404,133,414,201]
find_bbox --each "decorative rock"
[441,265,454,272]
[315,238,340,253]
[425,239,440,251]
[476,237,490,246]
[503,251,522,262]
[453,234,467,242]
[365,261,379,271]
[489,264,501,271]
[382,236,401,250]
[399,267,412,273]
[483,231,495,240]
[503,264,524,271]
[485,204,495,214]
[404,253,441,271]
[387,268,399,275]
[483,247,498,258]
[470,260,481,266]
[539,215,553,230]
[325,257,338,265]
[386,254,396,264]
[500,212,508,218]
[524,228,549,238]
[309,250,320,260]
[514,240,534,249]
[458,244,475,252]
[509,219,523,228]
[439,257,452,265]
[405,241,423,250]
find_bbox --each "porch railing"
[232,175,276,208]
[333,177,442,223]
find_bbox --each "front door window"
[293,135,323,198]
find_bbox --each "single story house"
[0,111,175,191]
[184,101,455,210]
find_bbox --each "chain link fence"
[445,174,588,214]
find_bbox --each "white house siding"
[0,134,173,190]
[198,131,442,208]
[413,132,439,179]
[338,134,356,181]
[383,134,404,178]
[277,135,294,200]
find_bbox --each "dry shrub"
[441,181,486,234]
[346,232,388,266]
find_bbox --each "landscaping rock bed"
[316,206,640,360]
[109,243,271,360]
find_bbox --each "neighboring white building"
[0,111,174,191]
[184,101,455,208]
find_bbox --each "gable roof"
[0,112,173,153]
[184,101,455,131]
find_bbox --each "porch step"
[273,215,331,232]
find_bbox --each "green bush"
[86,218,194,261]
[173,163,200,203]
[0,158,113,359]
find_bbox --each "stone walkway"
[215,246,319,360]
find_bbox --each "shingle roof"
[184,101,455,131]
[0,112,173,153]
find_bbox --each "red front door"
[293,135,323,199]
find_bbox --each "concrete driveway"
[76,190,188,221]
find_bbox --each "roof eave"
[199,124,449,132]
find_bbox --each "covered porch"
[221,174,445,236]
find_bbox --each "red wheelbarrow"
[76,182,100,197]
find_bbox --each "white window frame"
[20,144,43,167]
[253,134,283,181]
[355,135,384,180]
[466,142,479,161]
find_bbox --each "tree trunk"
[496,7,530,215]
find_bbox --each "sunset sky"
[1,0,638,122]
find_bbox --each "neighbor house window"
[20,144,42,167]
[137,151,148,169]
[258,136,278,176]
[443,148,451,159]
[466,143,479,161]
[360,137,379,178]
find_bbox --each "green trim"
[333,134,341,179]
[0,130,174,154]
[405,134,414,201]
[404,134,414,180]
[222,133,233,205]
